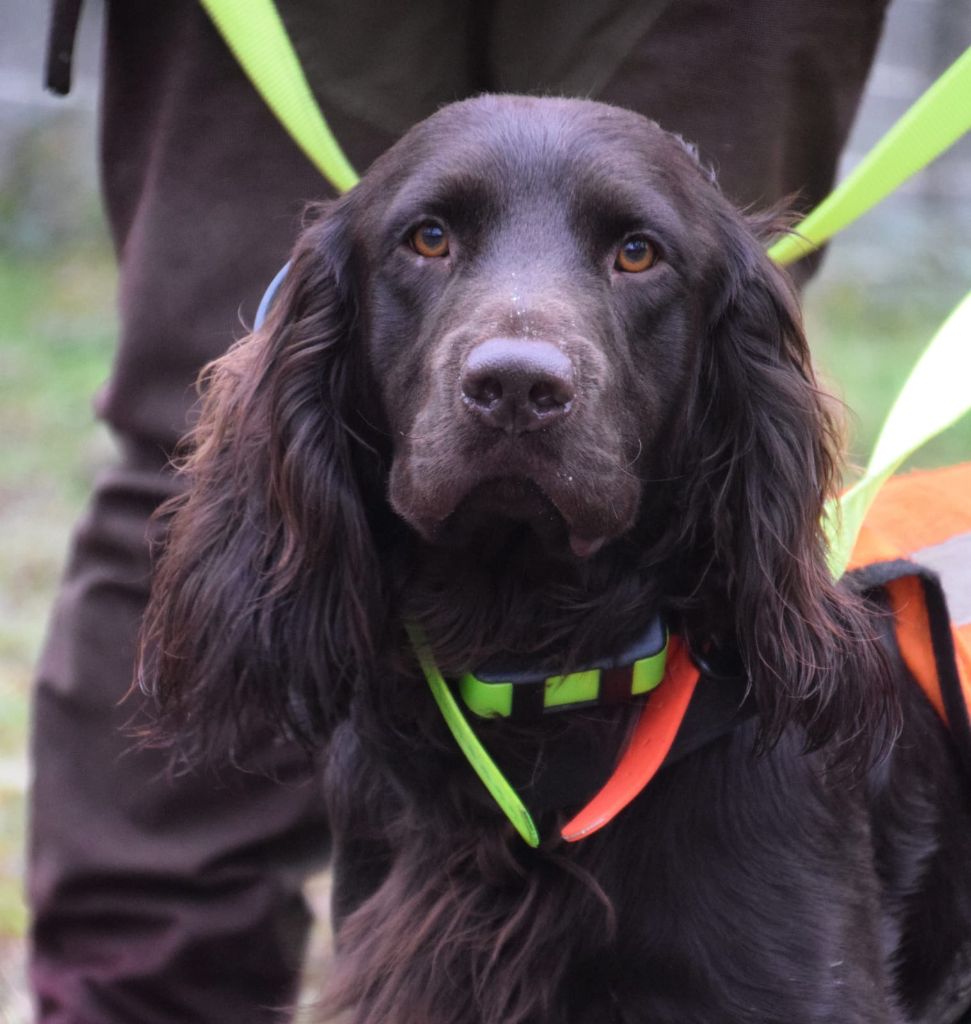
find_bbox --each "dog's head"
[368,99,718,556]
[141,96,891,756]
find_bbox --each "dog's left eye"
[409,223,450,258]
[615,237,658,273]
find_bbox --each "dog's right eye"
[615,236,658,273]
[409,223,450,258]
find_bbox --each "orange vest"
[849,462,971,762]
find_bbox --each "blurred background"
[1,0,969,1019]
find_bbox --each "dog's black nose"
[461,338,575,433]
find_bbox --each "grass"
[0,251,116,717]
[807,276,971,473]
[0,248,116,1006]
[0,240,967,1019]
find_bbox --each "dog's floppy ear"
[674,211,896,755]
[139,202,387,756]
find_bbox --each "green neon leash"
[766,46,971,568]
[769,46,971,266]
[198,0,359,193]
[405,623,541,847]
[205,5,970,839]
[825,290,971,578]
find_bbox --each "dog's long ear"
[673,210,896,755]
[139,202,387,756]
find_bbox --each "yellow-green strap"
[770,46,971,266]
[199,0,359,194]
[405,623,541,848]
[826,290,971,578]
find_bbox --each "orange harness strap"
[849,463,971,756]
[886,575,948,721]
[561,636,701,842]
[846,558,971,781]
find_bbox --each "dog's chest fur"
[321,668,971,1024]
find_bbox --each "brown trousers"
[29,1,889,1019]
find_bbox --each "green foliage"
[0,114,105,257]
[0,251,116,684]
[0,249,116,945]
[807,277,971,474]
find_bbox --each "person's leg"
[29,446,329,1023]
[28,2,393,1020]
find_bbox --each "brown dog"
[141,96,971,1024]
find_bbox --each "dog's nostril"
[529,380,570,411]
[461,338,575,433]
[465,375,503,408]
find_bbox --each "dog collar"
[458,616,667,721]
[254,260,291,330]
[407,621,702,848]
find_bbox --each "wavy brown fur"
[139,97,971,1023]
